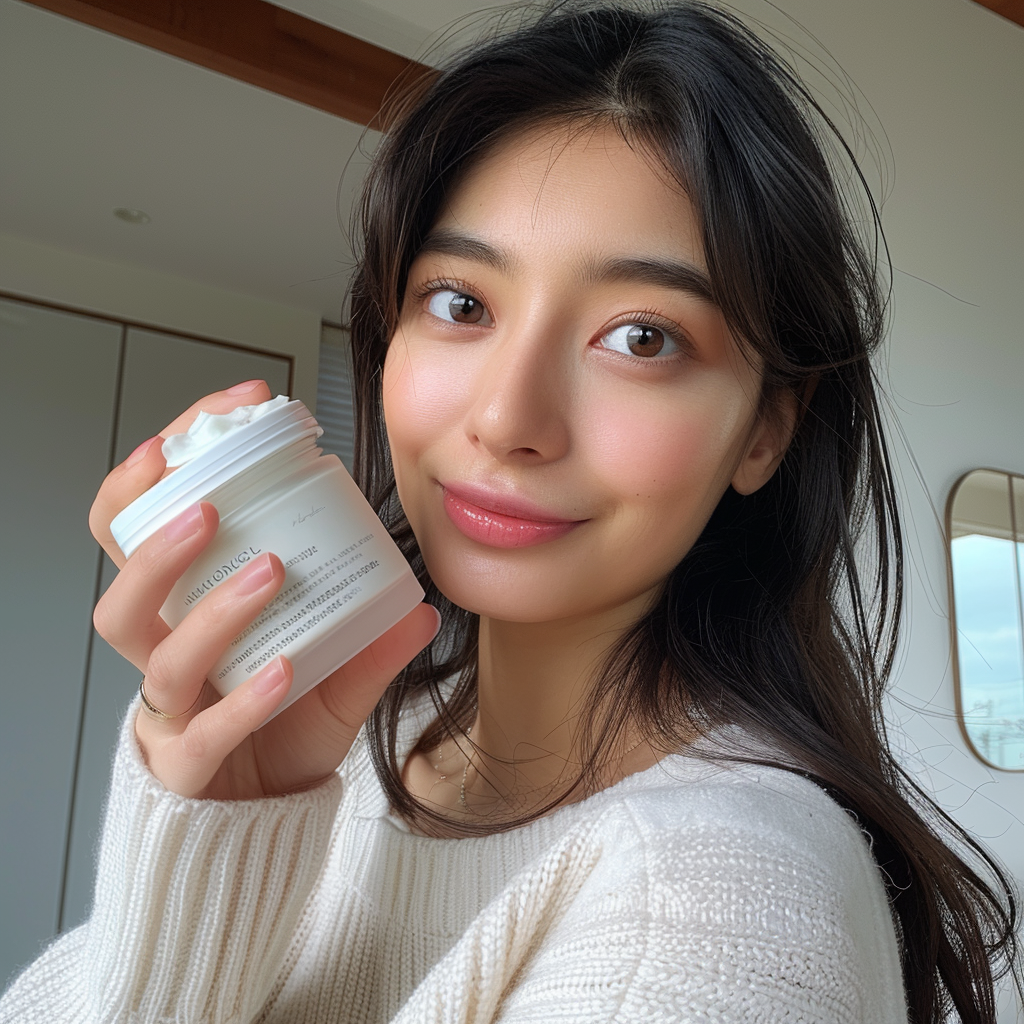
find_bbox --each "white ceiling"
[0,0,509,321]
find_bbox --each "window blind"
[315,323,356,473]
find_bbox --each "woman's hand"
[89,380,439,800]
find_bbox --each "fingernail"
[428,606,442,641]
[163,502,204,543]
[228,379,263,395]
[126,436,160,468]
[235,554,275,595]
[252,656,288,695]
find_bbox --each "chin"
[421,549,582,623]
[424,548,657,628]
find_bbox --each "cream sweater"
[2,702,908,1023]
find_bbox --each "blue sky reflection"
[952,533,1024,769]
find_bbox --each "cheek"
[382,335,464,452]
[584,390,747,512]
[592,411,701,494]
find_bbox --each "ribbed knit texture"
[1,702,908,1023]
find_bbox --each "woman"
[2,2,1020,1022]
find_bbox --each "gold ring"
[139,679,196,721]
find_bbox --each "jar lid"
[111,398,322,558]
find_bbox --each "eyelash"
[602,309,692,360]
[412,277,479,307]
[411,278,692,360]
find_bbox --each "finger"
[315,603,442,735]
[89,379,273,566]
[90,434,168,566]
[93,502,219,671]
[165,657,294,797]
[142,552,285,720]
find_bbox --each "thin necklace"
[431,722,472,781]
[456,732,647,812]
[460,753,473,809]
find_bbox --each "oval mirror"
[947,468,1024,771]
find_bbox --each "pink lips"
[441,484,584,548]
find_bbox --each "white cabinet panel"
[0,299,120,986]
[0,304,295,986]
[113,328,293,463]
[61,327,291,929]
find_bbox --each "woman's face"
[382,124,787,626]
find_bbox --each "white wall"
[0,231,322,406]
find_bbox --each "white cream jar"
[111,396,424,719]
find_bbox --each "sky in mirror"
[952,533,1024,769]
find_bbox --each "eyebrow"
[416,229,517,275]
[415,228,716,304]
[588,255,715,304]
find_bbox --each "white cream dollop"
[162,395,290,467]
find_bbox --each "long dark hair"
[347,2,1021,1020]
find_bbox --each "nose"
[463,326,571,464]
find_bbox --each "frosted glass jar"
[111,397,424,719]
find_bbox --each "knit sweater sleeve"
[0,702,343,1024]
[393,767,907,1024]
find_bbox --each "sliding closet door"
[61,327,290,929]
[0,299,121,984]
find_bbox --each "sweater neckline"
[369,697,740,842]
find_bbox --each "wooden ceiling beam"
[19,0,434,128]
[971,0,1024,30]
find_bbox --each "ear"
[731,388,800,496]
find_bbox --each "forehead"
[434,124,705,272]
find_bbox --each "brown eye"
[449,294,484,322]
[600,322,678,358]
[428,289,490,325]
[626,324,664,356]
